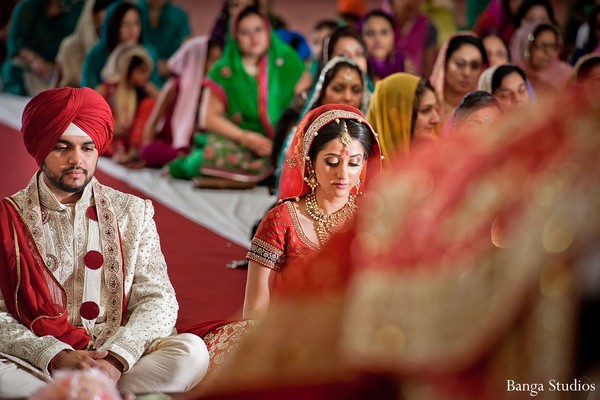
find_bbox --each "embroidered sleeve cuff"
[247,238,284,271]
[102,343,132,373]
[42,342,73,374]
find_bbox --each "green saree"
[169,18,304,182]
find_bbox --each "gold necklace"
[305,193,357,246]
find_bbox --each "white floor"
[0,94,274,247]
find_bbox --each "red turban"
[21,87,114,167]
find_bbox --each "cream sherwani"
[0,173,208,397]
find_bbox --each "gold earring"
[355,178,362,195]
[304,163,318,193]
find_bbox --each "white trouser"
[0,359,47,398]
[118,333,209,393]
[0,333,209,398]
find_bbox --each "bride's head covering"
[278,104,382,201]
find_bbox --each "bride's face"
[313,137,365,201]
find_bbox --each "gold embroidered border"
[301,110,365,162]
[285,202,319,252]
[21,174,47,264]
[248,238,284,271]
[92,181,124,345]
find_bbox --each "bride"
[243,104,382,319]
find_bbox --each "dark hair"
[411,78,435,138]
[583,5,600,54]
[314,61,364,108]
[93,0,117,14]
[452,90,503,124]
[209,0,259,50]
[106,2,142,52]
[530,23,561,49]
[314,19,339,32]
[358,9,397,35]
[127,55,149,80]
[446,35,489,66]
[491,65,527,93]
[321,26,373,82]
[234,5,264,32]
[207,38,220,53]
[308,119,374,161]
[576,55,600,81]
[482,33,511,62]
[514,0,557,27]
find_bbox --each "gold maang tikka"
[343,68,353,84]
[340,121,352,148]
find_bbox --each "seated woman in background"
[367,72,440,164]
[511,22,572,95]
[98,43,159,166]
[273,56,370,195]
[167,6,304,185]
[479,64,531,111]
[319,26,375,93]
[358,10,406,81]
[430,32,488,124]
[141,36,221,168]
[81,1,161,90]
[449,90,504,135]
[243,104,382,319]
[55,0,117,88]
[388,0,437,77]
[482,33,510,66]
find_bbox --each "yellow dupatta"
[366,72,419,164]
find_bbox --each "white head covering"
[478,65,500,93]
[101,43,154,84]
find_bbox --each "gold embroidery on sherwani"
[92,183,124,345]
[12,174,125,348]
[2,172,179,374]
